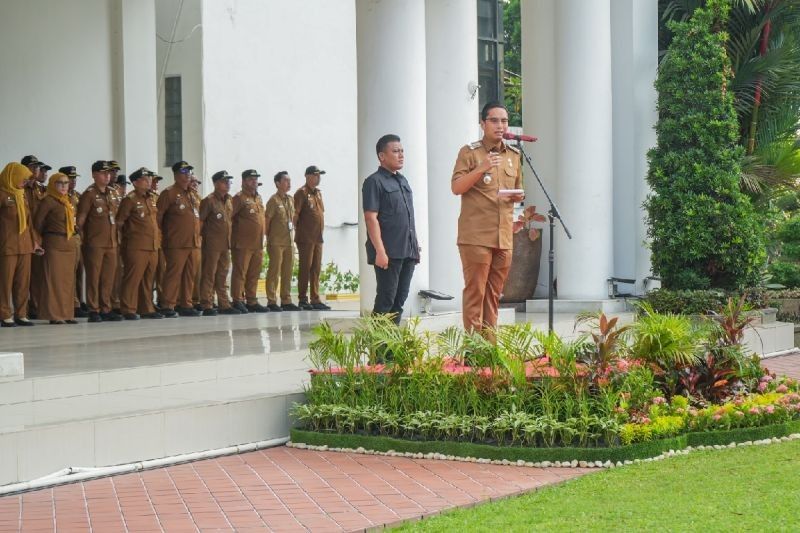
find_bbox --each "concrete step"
[526,298,629,314]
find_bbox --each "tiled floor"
[0,446,591,532]
[763,352,800,380]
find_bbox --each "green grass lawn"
[398,440,800,532]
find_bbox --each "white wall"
[156,0,204,182]
[0,0,116,190]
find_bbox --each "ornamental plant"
[645,0,766,290]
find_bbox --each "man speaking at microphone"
[451,102,525,337]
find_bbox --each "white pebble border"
[286,433,800,470]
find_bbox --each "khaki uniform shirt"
[157,185,200,249]
[231,191,265,250]
[452,140,522,250]
[200,192,233,252]
[293,185,324,244]
[265,193,294,247]
[117,190,160,251]
[68,190,82,243]
[24,183,47,217]
[78,184,119,248]
[0,192,35,255]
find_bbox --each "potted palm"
[501,205,545,303]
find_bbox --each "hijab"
[0,162,32,234]
[46,173,76,239]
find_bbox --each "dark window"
[164,76,182,166]
[477,0,504,110]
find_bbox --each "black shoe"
[1,319,16,328]
[142,312,165,319]
[193,304,203,312]
[246,303,269,313]
[160,308,178,318]
[112,308,122,315]
[267,304,282,312]
[88,312,103,323]
[28,312,37,320]
[15,318,34,326]
[101,312,124,322]
[202,308,218,316]
[80,302,88,312]
[49,320,66,325]
[177,306,201,317]
[123,313,141,321]
[232,301,249,314]
[74,307,89,318]
[299,302,314,311]
[218,307,242,315]
[65,320,79,325]
[311,302,332,310]
[281,303,301,312]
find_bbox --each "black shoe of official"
[311,302,332,311]
[28,312,37,320]
[202,308,218,317]
[1,319,16,328]
[49,320,66,325]
[101,312,124,322]
[142,312,164,319]
[246,303,269,313]
[281,303,301,312]
[218,307,241,315]
[15,318,35,326]
[267,304,282,312]
[232,301,249,314]
[88,312,103,323]
[65,320,79,325]
[80,302,88,312]
[193,304,203,312]
[299,302,314,311]
[177,306,201,317]
[123,313,141,321]
[160,308,178,318]
[74,307,89,318]
[112,308,122,315]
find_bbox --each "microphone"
[503,132,538,143]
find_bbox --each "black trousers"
[373,258,416,324]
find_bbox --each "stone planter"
[500,231,543,303]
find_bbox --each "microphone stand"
[516,139,572,333]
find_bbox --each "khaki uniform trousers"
[74,237,84,307]
[40,235,78,321]
[296,242,323,304]
[459,244,512,333]
[121,248,158,315]
[155,249,166,307]
[162,247,199,310]
[83,246,118,314]
[200,247,232,310]
[266,244,293,305]
[29,253,44,316]
[231,248,263,305]
[0,254,31,320]
[192,258,201,306]
[111,248,123,310]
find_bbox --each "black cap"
[171,161,194,173]
[152,174,163,181]
[242,169,261,179]
[59,166,79,178]
[116,174,129,186]
[40,163,52,171]
[212,170,233,182]
[91,160,110,172]
[107,160,121,171]
[129,167,154,182]
[21,155,41,167]
[304,165,326,175]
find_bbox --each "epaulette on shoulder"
[468,141,482,150]
[126,191,137,199]
[506,144,521,154]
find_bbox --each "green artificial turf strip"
[396,439,800,532]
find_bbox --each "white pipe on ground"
[0,436,289,496]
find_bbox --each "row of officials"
[0,155,332,326]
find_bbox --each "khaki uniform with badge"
[77,168,120,316]
[294,183,325,306]
[149,176,166,306]
[68,188,83,309]
[0,162,37,324]
[116,169,160,316]
[199,177,233,311]
[231,187,265,307]
[452,139,521,332]
[109,166,126,312]
[156,164,201,312]
[265,192,294,306]
[25,176,47,317]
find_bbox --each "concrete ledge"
[745,321,796,357]
[0,353,23,382]
[526,299,628,314]
[326,308,516,333]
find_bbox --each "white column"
[425,0,478,310]
[112,0,158,171]
[611,0,658,294]
[356,0,429,316]
[554,0,614,300]
[521,0,558,298]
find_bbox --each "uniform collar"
[377,166,402,179]
[481,138,506,153]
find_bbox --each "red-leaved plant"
[513,205,547,242]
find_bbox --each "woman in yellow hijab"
[0,162,37,326]
[33,173,80,324]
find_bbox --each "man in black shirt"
[362,134,419,324]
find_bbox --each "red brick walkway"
[763,352,800,380]
[0,447,591,532]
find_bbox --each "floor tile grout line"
[108,477,132,533]
[211,454,270,529]
[80,481,93,533]
[50,488,56,531]
[366,455,450,507]
[159,466,202,532]
[186,460,239,530]
[244,450,310,530]
[134,472,171,533]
